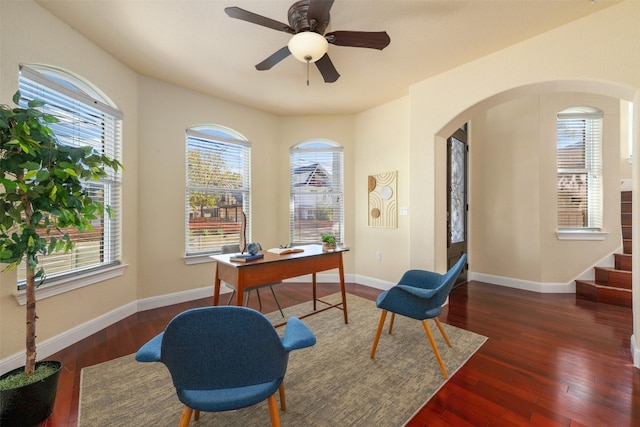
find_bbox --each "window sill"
[184,254,217,265]
[556,230,608,241]
[13,264,128,305]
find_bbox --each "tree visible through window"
[556,107,603,229]
[185,126,250,255]
[290,140,343,244]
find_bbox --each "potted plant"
[0,92,122,426]
[321,233,337,251]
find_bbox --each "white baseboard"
[469,272,575,293]
[1,301,137,373]
[632,335,640,369]
[353,274,394,291]
[137,285,224,312]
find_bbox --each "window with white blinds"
[16,64,122,287]
[290,140,343,244]
[185,126,251,255]
[556,107,603,230]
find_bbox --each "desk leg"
[213,269,221,306]
[312,273,317,311]
[235,285,245,307]
[339,254,348,324]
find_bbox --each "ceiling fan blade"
[225,6,294,34]
[326,31,391,50]
[315,54,340,83]
[307,0,334,32]
[255,46,291,70]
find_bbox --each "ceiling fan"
[225,0,391,83]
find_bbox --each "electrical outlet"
[375,251,381,261]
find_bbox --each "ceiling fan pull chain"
[306,55,311,86]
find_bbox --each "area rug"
[79,293,487,426]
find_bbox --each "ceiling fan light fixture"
[288,31,328,63]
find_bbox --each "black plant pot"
[0,361,62,427]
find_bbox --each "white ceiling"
[35,0,618,116]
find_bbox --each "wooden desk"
[211,244,348,324]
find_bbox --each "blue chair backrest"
[435,254,467,305]
[160,306,288,391]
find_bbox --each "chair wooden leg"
[370,310,387,358]
[422,319,448,378]
[433,317,451,347]
[388,312,396,334]
[279,382,286,411]
[178,406,193,427]
[194,410,200,421]
[267,394,282,427]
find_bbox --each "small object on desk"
[267,247,305,255]
[246,242,261,255]
[229,253,264,263]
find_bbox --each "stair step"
[614,253,632,271]
[575,190,632,310]
[594,267,632,289]
[575,280,632,307]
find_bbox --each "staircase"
[575,191,632,307]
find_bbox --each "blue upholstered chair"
[370,254,467,378]
[135,306,316,427]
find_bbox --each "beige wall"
[354,97,411,284]
[470,93,621,284]
[470,95,542,282]
[408,1,639,275]
[136,77,282,298]
[621,100,633,180]
[1,0,639,365]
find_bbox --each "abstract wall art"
[368,171,397,228]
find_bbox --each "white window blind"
[17,65,122,286]
[185,127,251,255]
[557,108,603,230]
[290,141,343,244]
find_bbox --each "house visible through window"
[185,126,251,255]
[290,140,343,244]
[16,64,123,287]
[556,106,603,230]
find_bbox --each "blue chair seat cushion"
[376,289,443,320]
[178,378,283,412]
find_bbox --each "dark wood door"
[447,126,468,285]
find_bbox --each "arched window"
[16,64,123,286]
[185,125,251,255]
[289,140,343,244]
[556,106,602,230]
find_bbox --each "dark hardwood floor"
[39,281,638,427]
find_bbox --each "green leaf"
[0,179,17,191]
[42,114,59,124]
[18,141,30,154]
[19,161,40,171]
[24,170,38,180]
[27,99,45,109]
[36,170,49,182]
